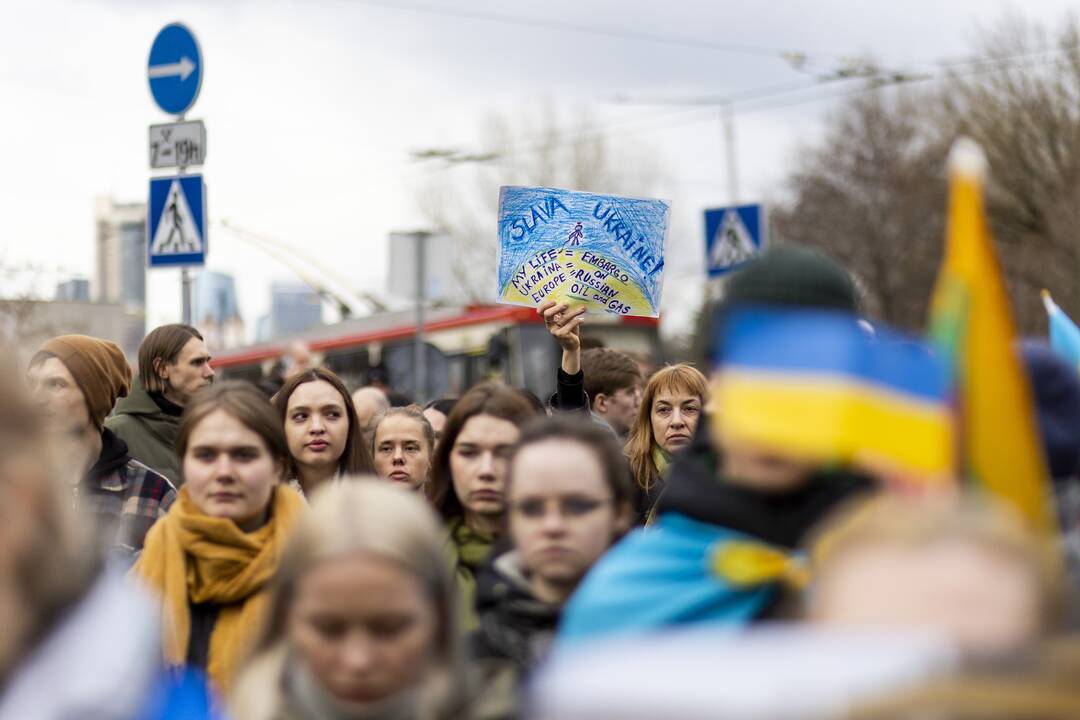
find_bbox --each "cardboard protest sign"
[497,186,670,317]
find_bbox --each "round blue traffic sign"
[147,23,202,115]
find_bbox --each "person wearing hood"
[471,415,634,676]
[27,334,176,562]
[108,323,215,485]
[557,245,879,644]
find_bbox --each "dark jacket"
[558,418,876,643]
[656,418,875,549]
[82,428,176,561]
[106,377,182,485]
[471,551,561,674]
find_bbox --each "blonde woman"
[134,380,306,693]
[230,480,513,720]
[623,364,708,522]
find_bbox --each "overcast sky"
[0,0,1076,339]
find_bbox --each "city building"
[194,270,245,349]
[95,197,147,310]
[55,278,91,302]
[270,281,322,338]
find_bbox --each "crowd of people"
[3,243,1080,719]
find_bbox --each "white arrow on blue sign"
[148,175,207,268]
[147,23,202,115]
[704,203,766,277]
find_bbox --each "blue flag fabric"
[1043,290,1080,374]
[557,513,780,646]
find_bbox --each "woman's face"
[285,380,350,475]
[449,414,520,522]
[288,553,438,705]
[509,439,627,598]
[373,415,432,491]
[183,409,282,531]
[650,388,702,453]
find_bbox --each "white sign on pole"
[149,120,206,169]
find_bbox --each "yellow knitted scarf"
[133,484,305,692]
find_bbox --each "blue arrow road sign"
[148,23,202,115]
[704,203,766,277]
[148,175,206,267]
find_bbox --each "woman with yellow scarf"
[134,381,305,693]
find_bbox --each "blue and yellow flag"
[1042,290,1080,374]
[710,307,954,479]
[928,139,1055,533]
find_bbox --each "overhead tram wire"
[405,42,1080,179]
[341,0,830,61]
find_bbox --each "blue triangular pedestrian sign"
[704,203,765,277]
[148,175,206,267]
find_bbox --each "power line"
[406,42,1080,178]
[343,0,823,61]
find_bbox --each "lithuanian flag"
[928,138,1056,532]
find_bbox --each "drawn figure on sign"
[565,222,584,247]
[162,188,194,253]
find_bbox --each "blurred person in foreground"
[471,416,634,680]
[0,351,219,719]
[809,494,1064,661]
[230,481,514,720]
[371,405,436,493]
[273,367,373,498]
[27,334,176,561]
[134,381,306,693]
[109,323,215,485]
[430,383,541,630]
[558,245,878,644]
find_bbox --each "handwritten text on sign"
[497,186,669,317]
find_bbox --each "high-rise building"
[194,270,245,349]
[270,282,322,338]
[55,278,90,302]
[95,197,147,310]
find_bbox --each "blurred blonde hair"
[0,348,97,679]
[230,478,466,720]
[810,494,1066,632]
[624,363,708,494]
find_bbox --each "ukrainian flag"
[711,307,954,479]
[928,138,1055,533]
[1042,290,1080,374]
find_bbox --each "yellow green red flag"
[928,138,1056,532]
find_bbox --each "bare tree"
[412,101,663,302]
[773,90,948,331]
[934,17,1080,330]
[775,14,1080,334]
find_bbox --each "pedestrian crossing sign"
[148,174,206,267]
[704,203,765,277]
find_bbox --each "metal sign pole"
[414,231,428,402]
[181,267,192,324]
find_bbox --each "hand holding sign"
[498,186,670,318]
[539,300,587,375]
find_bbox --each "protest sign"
[497,186,670,317]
